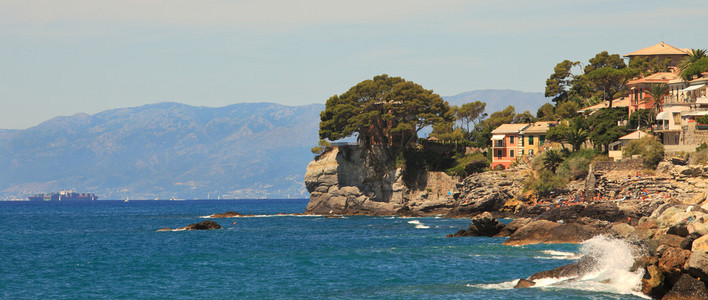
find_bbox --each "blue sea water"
[1,199,646,299]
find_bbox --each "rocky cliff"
[304,145,530,216]
[304,145,460,215]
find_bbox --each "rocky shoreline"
[304,146,708,298]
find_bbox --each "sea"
[1,199,649,299]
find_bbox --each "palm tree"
[543,149,565,173]
[680,49,707,80]
[566,128,589,152]
[642,83,669,130]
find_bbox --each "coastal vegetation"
[318,74,452,155]
[622,135,665,169]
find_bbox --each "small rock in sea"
[209,211,244,218]
[157,228,172,232]
[446,212,504,237]
[514,279,536,288]
[183,220,222,230]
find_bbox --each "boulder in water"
[183,220,222,230]
[446,212,504,237]
[513,279,535,288]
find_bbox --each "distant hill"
[0,90,550,200]
[0,102,323,200]
[443,89,551,115]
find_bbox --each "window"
[509,136,515,144]
[529,149,534,156]
[529,136,534,145]
[540,135,545,145]
[510,150,514,157]
[520,149,524,155]
[496,150,503,158]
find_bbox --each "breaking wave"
[407,220,430,229]
[535,250,582,260]
[475,236,648,298]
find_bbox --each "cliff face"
[304,145,459,215]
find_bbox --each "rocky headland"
[304,145,525,216]
[303,145,708,298]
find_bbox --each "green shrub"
[524,169,567,197]
[445,153,489,177]
[691,147,708,165]
[696,115,708,124]
[310,139,332,155]
[530,152,547,171]
[622,135,665,169]
[557,156,591,180]
[697,142,708,152]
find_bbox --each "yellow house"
[518,121,557,156]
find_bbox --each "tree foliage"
[545,51,639,109]
[546,117,588,152]
[588,107,628,152]
[681,57,708,81]
[628,56,672,77]
[555,101,580,119]
[536,103,556,121]
[456,101,487,132]
[628,108,653,129]
[469,106,517,147]
[319,74,452,153]
[643,83,669,117]
[545,60,581,104]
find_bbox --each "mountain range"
[0,90,549,200]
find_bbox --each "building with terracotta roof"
[627,71,681,115]
[624,42,689,67]
[519,121,558,157]
[490,122,559,169]
[490,123,529,170]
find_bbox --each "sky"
[1,0,707,129]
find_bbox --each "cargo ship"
[28,191,99,201]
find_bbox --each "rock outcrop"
[157,220,222,231]
[446,212,504,237]
[304,146,459,215]
[502,219,609,246]
[208,211,247,218]
[445,169,529,217]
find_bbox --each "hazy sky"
[2,0,707,129]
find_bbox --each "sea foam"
[476,236,648,298]
[407,220,430,229]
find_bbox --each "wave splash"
[475,236,648,298]
[407,220,430,229]
[567,236,647,297]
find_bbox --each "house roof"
[625,42,689,57]
[619,130,652,141]
[522,121,558,134]
[491,123,529,134]
[577,97,630,113]
[627,72,679,85]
